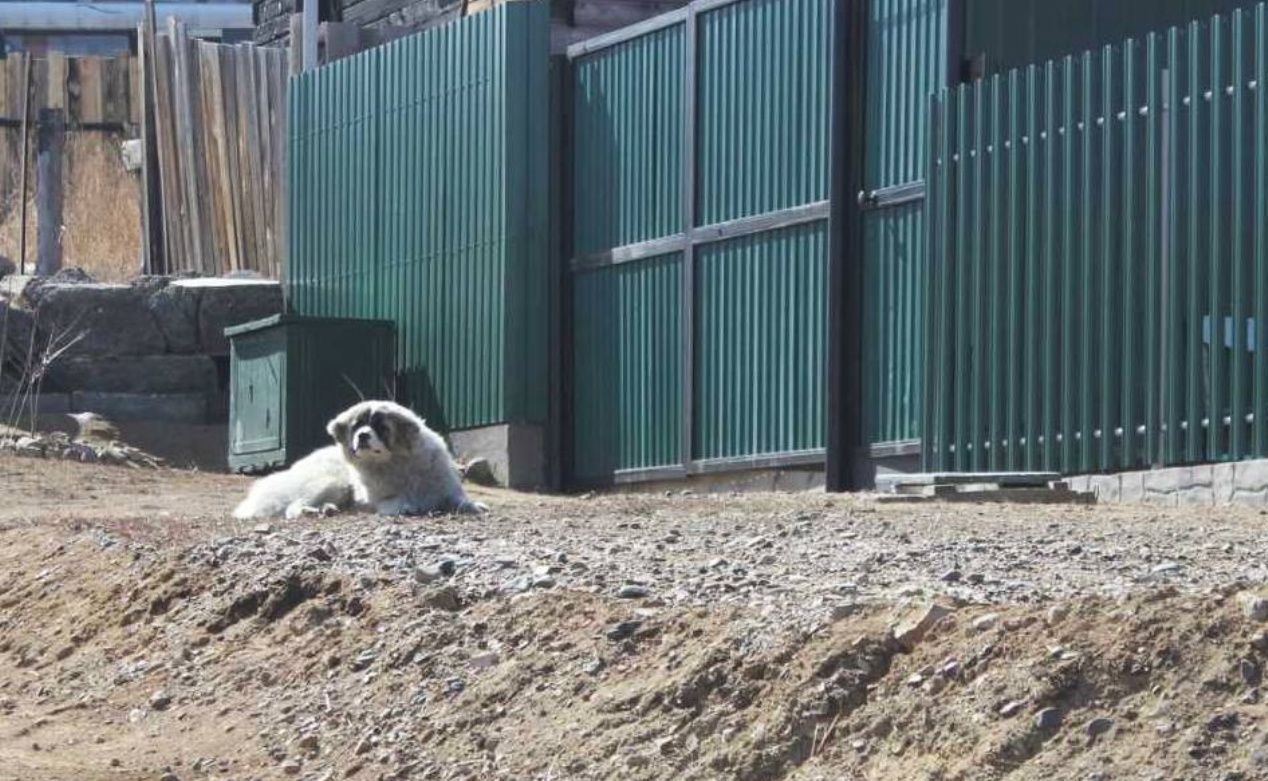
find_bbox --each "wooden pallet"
[875,472,1096,505]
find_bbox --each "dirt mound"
[4,455,1268,780]
[0,527,1266,781]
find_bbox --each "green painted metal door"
[566,0,835,484]
[229,327,285,461]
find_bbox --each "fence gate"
[926,3,1268,475]
[565,0,835,484]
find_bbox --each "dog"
[233,400,485,520]
[326,400,486,516]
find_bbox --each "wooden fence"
[0,54,141,280]
[149,21,288,277]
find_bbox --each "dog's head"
[326,400,421,464]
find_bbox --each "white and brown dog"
[233,400,485,519]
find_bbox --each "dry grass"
[59,132,142,281]
[0,129,140,282]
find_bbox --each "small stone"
[999,701,1024,718]
[831,603,862,620]
[1152,561,1182,575]
[940,569,963,583]
[1207,712,1239,732]
[893,603,954,648]
[1085,717,1115,740]
[605,620,642,641]
[618,584,651,599]
[297,734,319,753]
[905,672,925,687]
[1240,593,1268,621]
[423,586,461,612]
[1251,631,1268,653]
[281,759,302,775]
[923,675,947,695]
[149,691,172,711]
[1035,708,1062,730]
[532,576,557,590]
[1240,659,1262,686]
[1047,604,1071,625]
[469,652,500,671]
[159,774,179,781]
[253,524,273,535]
[462,457,497,487]
[966,573,986,585]
[972,613,1000,632]
[501,575,532,595]
[939,659,961,678]
[413,565,447,585]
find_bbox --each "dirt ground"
[3,453,1268,780]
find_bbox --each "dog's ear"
[326,415,349,444]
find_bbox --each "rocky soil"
[3,453,1268,780]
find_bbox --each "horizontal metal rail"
[571,200,830,271]
[565,0,754,60]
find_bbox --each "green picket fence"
[926,3,1268,475]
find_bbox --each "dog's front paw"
[458,499,488,515]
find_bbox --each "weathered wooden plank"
[195,42,226,272]
[153,32,187,272]
[129,51,143,127]
[77,57,103,124]
[46,54,67,112]
[236,46,265,269]
[170,18,207,274]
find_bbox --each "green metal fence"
[926,3,1268,474]
[567,0,834,483]
[287,3,549,433]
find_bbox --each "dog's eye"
[369,411,383,428]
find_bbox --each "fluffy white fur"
[328,400,485,516]
[232,445,362,520]
[232,400,484,520]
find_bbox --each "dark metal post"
[826,0,870,491]
[35,109,65,277]
[550,54,575,490]
[140,0,167,275]
[16,54,32,275]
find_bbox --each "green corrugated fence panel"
[288,52,382,320]
[865,0,947,190]
[287,3,549,432]
[572,24,684,256]
[927,2,1268,475]
[572,254,683,478]
[693,221,828,460]
[864,202,924,444]
[695,0,834,226]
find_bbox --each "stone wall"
[2,273,282,463]
[1069,461,1268,506]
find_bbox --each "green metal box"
[226,315,396,473]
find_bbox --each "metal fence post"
[680,7,698,472]
[1158,67,1171,467]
